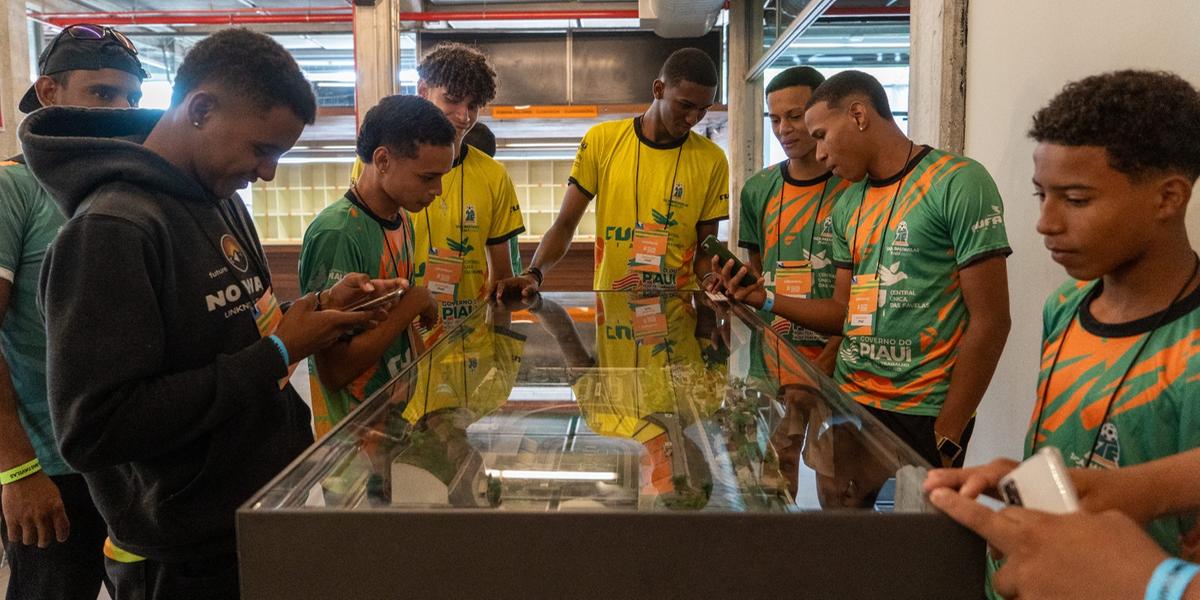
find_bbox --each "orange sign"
[491,105,599,119]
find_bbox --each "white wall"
[963,0,1200,464]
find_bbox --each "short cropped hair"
[1029,70,1200,181]
[417,43,498,109]
[463,122,497,157]
[172,28,316,124]
[356,95,456,162]
[766,66,825,97]
[659,48,719,89]
[806,69,892,119]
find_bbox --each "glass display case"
[239,291,984,599]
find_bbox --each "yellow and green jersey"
[411,145,524,335]
[830,146,1010,415]
[299,191,419,437]
[402,318,525,426]
[569,117,729,291]
[572,293,726,497]
[739,163,851,381]
[1029,278,1200,553]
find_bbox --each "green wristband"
[0,458,41,485]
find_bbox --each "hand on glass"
[491,274,539,302]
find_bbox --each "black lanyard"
[425,159,467,259]
[771,164,830,265]
[349,186,406,278]
[1033,252,1199,466]
[633,140,686,232]
[849,140,913,277]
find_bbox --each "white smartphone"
[345,287,406,312]
[998,446,1080,514]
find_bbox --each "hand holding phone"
[345,287,407,312]
[700,235,757,287]
[998,447,1080,514]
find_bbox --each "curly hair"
[417,43,497,109]
[357,95,455,162]
[171,28,316,124]
[1029,70,1200,181]
[805,69,892,119]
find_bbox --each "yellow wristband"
[0,458,40,485]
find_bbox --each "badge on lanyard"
[775,259,813,298]
[426,252,464,302]
[630,222,669,273]
[253,287,299,389]
[630,296,669,345]
[847,274,881,337]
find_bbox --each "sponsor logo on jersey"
[221,234,249,273]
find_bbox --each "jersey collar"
[867,145,933,187]
[1079,276,1200,338]
[633,116,689,150]
[345,187,405,231]
[779,160,833,187]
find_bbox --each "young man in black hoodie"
[21,28,392,599]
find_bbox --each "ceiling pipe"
[30,8,353,27]
[395,9,640,21]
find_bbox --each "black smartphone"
[700,235,757,287]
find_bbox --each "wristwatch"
[522,266,544,287]
[935,433,963,464]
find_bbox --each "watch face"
[937,439,961,459]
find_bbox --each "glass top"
[246,291,931,514]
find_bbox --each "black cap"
[19,25,147,114]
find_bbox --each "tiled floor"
[0,364,313,599]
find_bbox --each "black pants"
[106,553,240,600]
[864,405,976,468]
[0,473,111,600]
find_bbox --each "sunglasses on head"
[44,23,138,59]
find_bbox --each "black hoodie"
[20,107,313,561]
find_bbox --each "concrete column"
[725,0,764,250]
[354,0,414,121]
[907,0,967,153]
[0,5,31,158]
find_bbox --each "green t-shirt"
[0,160,71,476]
[739,162,851,387]
[299,192,418,437]
[830,146,1010,416]
[1029,278,1200,553]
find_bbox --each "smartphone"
[700,235,758,287]
[345,287,407,312]
[998,446,1080,514]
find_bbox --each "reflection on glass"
[247,292,930,516]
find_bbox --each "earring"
[192,121,201,128]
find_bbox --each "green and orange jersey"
[739,162,851,386]
[569,117,729,291]
[299,191,419,437]
[1027,278,1200,554]
[830,146,1010,416]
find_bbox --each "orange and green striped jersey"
[1027,278,1200,554]
[299,191,419,437]
[739,163,851,381]
[830,146,1010,415]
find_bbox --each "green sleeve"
[830,188,857,268]
[0,166,31,279]
[298,228,366,294]
[738,177,764,251]
[941,160,1012,266]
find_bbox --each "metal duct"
[638,0,724,39]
